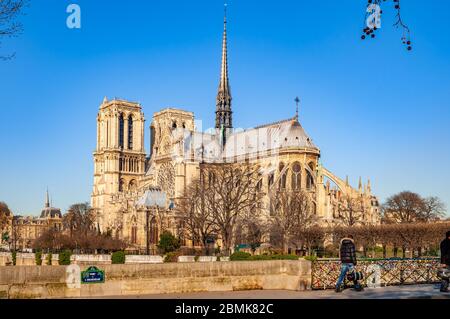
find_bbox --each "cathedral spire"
[45,188,50,208]
[215,2,232,130]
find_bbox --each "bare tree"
[354,225,378,257]
[177,175,219,250]
[32,228,68,252]
[421,196,446,222]
[63,202,96,238]
[382,191,426,224]
[10,217,22,251]
[373,224,391,258]
[235,208,268,254]
[295,225,325,256]
[0,0,28,59]
[203,164,262,255]
[269,190,316,254]
[337,194,366,227]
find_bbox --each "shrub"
[303,255,318,262]
[46,252,52,265]
[111,251,125,264]
[12,251,16,266]
[58,250,72,265]
[157,231,181,254]
[249,254,298,261]
[35,251,42,265]
[164,251,180,263]
[230,251,251,261]
[230,252,300,261]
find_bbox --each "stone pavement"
[95,284,450,299]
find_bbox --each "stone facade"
[91,12,380,252]
[0,260,312,299]
[5,191,62,251]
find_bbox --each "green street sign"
[81,266,105,284]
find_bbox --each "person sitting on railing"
[335,235,363,293]
[439,231,450,293]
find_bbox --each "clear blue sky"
[1,0,449,216]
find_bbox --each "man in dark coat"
[335,235,362,292]
[439,231,450,292]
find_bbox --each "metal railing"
[311,258,441,290]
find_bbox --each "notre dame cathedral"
[91,11,380,252]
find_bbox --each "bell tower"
[91,98,146,226]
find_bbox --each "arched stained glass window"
[292,162,301,191]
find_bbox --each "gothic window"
[131,216,137,244]
[278,162,287,190]
[292,162,301,191]
[208,171,216,187]
[106,120,109,147]
[119,179,125,192]
[306,162,315,190]
[256,173,263,192]
[119,114,124,148]
[129,180,137,192]
[306,171,314,189]
[177,220,186,246]
[128,115,133,150]
[119,158,122,171]
[268,173,274,188]
[131,225,137,244]
[150,217,158,244]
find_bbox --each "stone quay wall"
[0,259,312,299]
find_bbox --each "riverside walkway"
[98,284,449,299]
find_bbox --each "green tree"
[157,231,180,254]
[46,252,52,265]
[11,251,16,265]
[35,251,42,265]
[58,250,72,265]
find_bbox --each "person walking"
[439,231,450,293]
[335,235,362,293]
